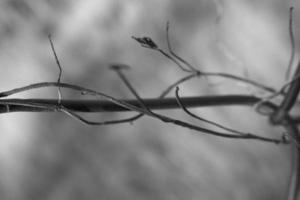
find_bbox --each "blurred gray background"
[0,0,299,199]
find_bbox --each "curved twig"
[175,87,256,136]
[286,7,296,80]
[48,35,63,103]
[166,21,198,72]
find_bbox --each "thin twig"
[166,21,198,72]
[203,72,277,93]
[256,7,298,111]
[158,48,195,72]
[132,35,278,93]
[106,67,286,143]
[48,34,62,104]
[132,36,196,73]
[165,23,278,93]
[271,61,300,125]
[160,73,199,98]
[108,64,148,125]
[60,106,142,126]
[49,36,131,125]
[286,7,296,80]
[175,87,255,136]
[110,64,151,113]
[254,71,300,114]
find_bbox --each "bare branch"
[0,81,284,143]
[283,120,300,200]
[0,95,277,113]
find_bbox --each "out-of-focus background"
[0,0,299,199]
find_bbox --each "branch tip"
[286,6,296,80]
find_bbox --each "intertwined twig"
[0,7,299,199]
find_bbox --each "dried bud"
[132,36,158,49]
